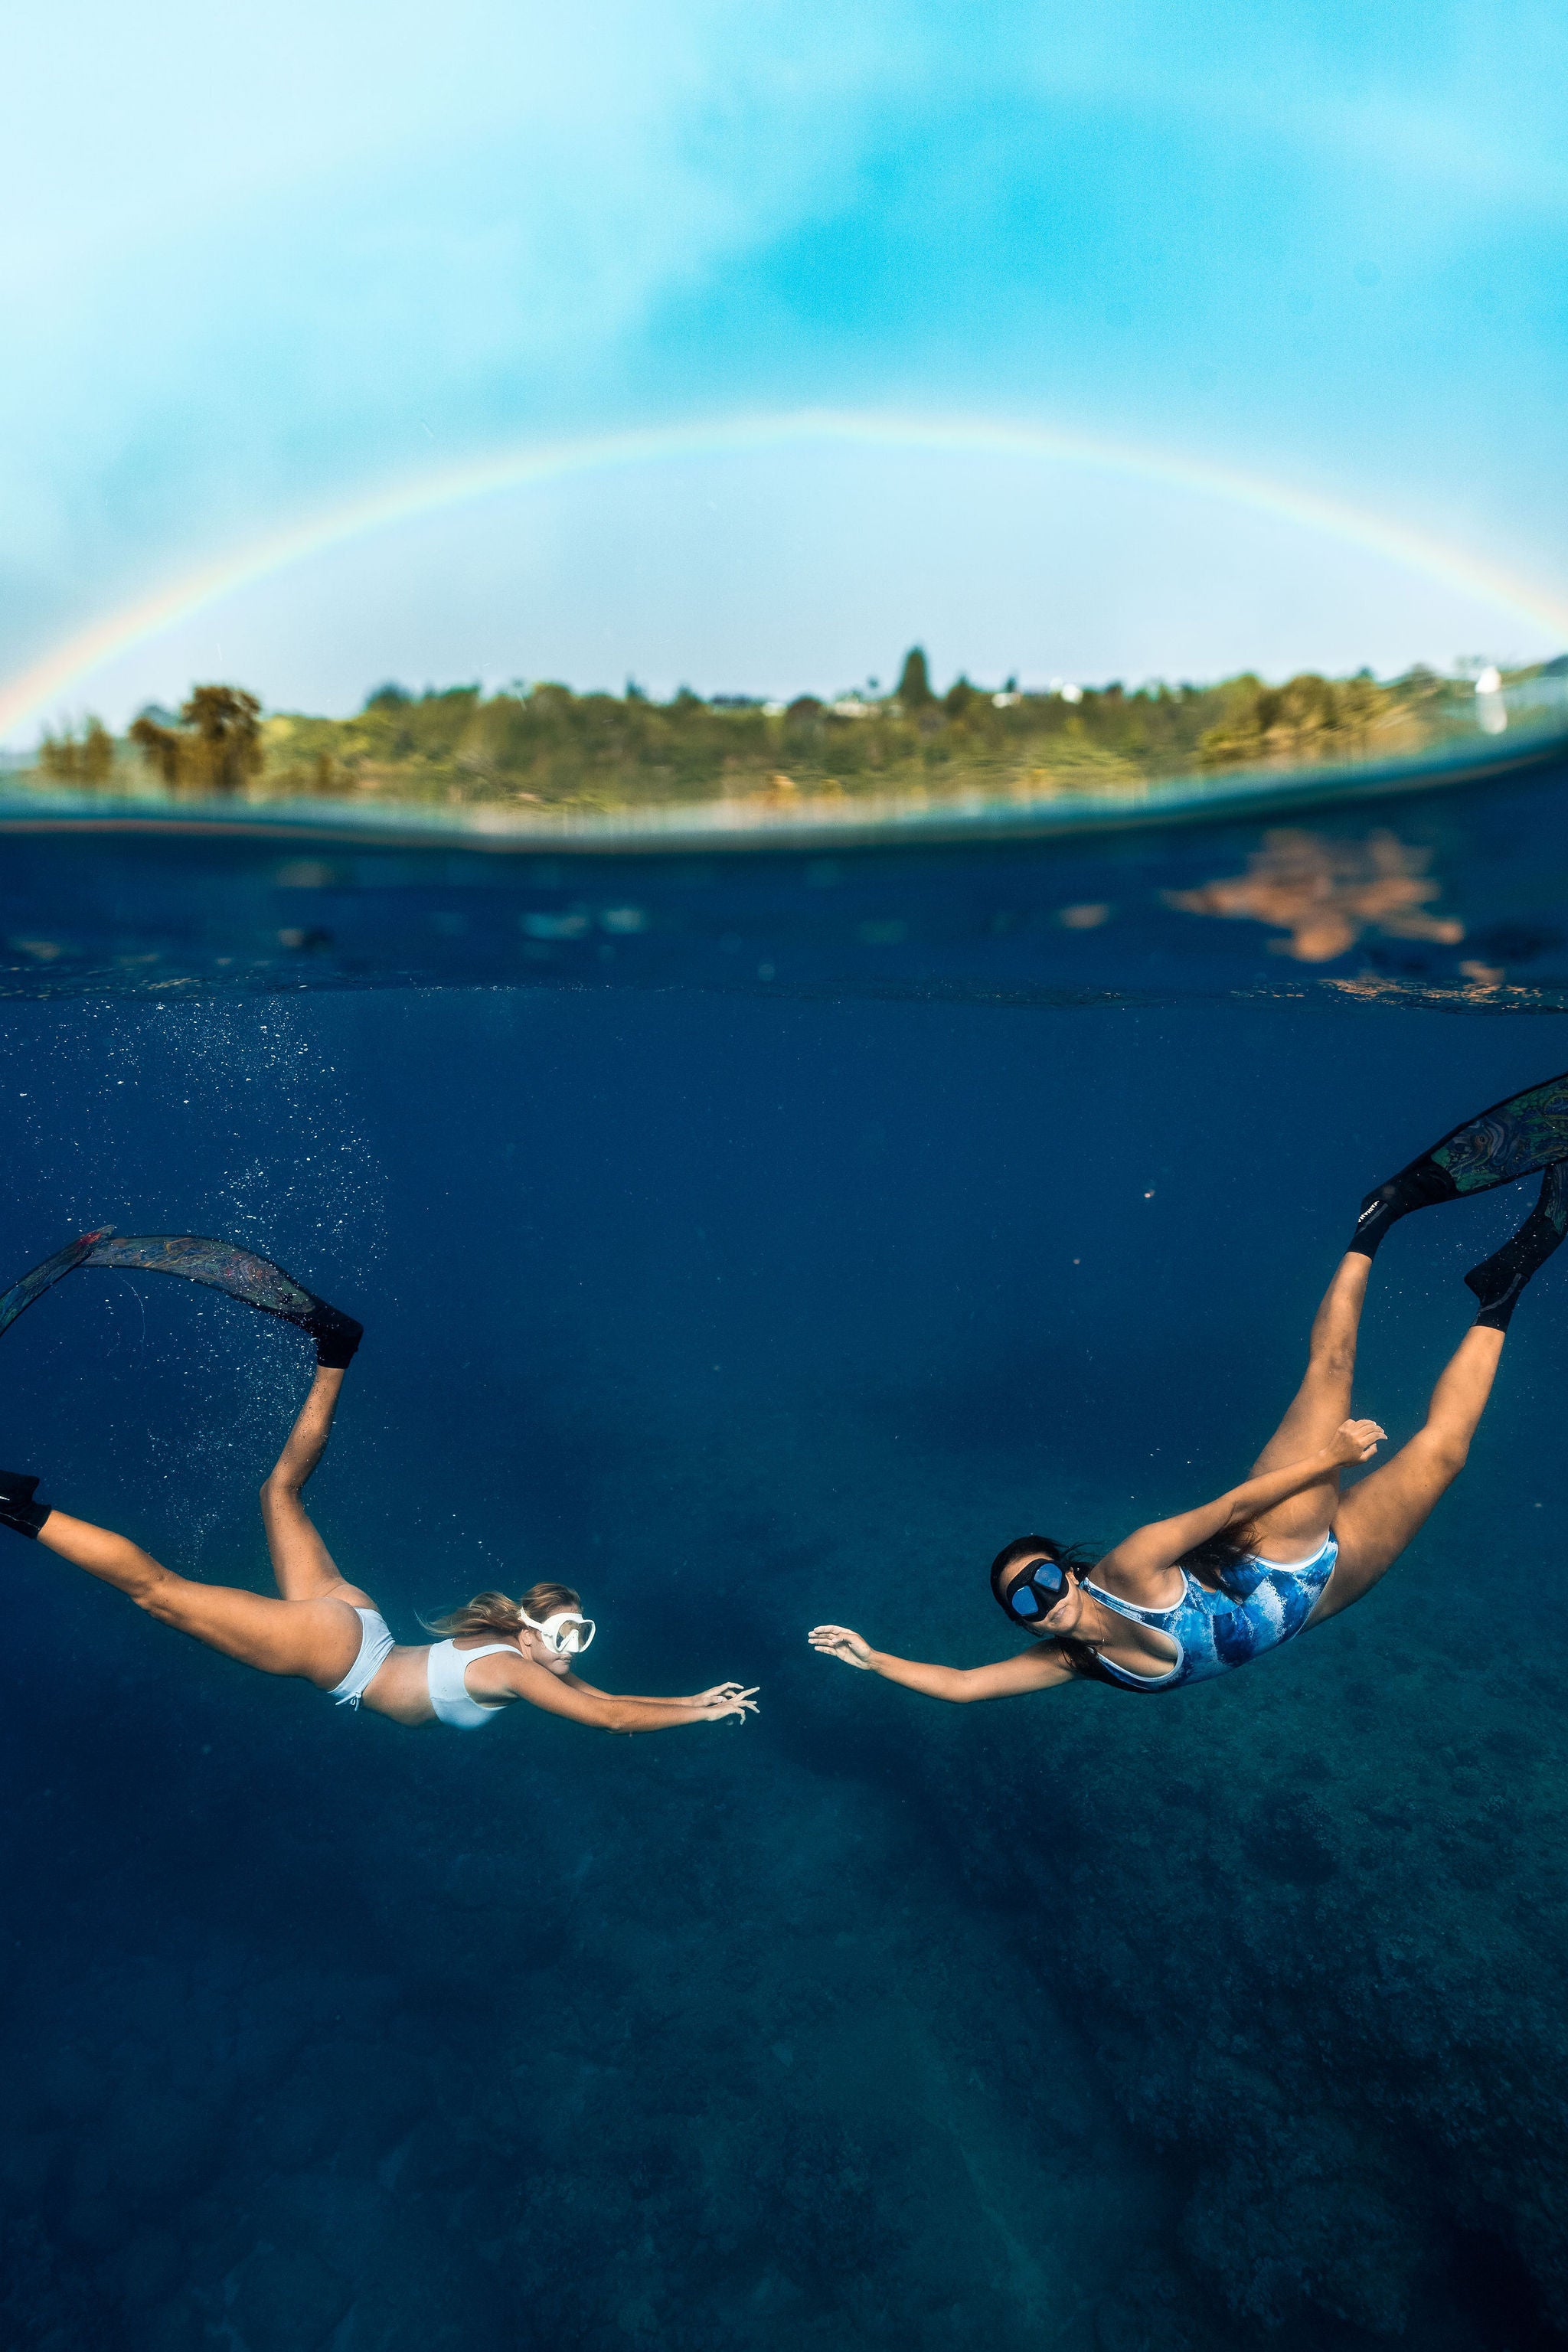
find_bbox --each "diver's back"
[426,1636,516,1728]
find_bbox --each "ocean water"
[5,753,1568,2350]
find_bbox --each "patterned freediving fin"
[0,1228,116,1338]
[1354,1067,1568,1256]
[81,1233,318,1318]
[81,1235,361,1361]
[1427,1067,1568,1192]
[0,1230,361,1362]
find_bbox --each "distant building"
[1498,658,1568,727]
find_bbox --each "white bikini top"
[426,1638,517,1730]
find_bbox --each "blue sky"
[4,0,1566,738]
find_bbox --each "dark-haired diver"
[810,1068,1568,1704]
[1,1234,756,1736]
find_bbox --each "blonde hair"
[423,1580,583,1640]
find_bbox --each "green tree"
[783,694,825,745]
[80,716,114,782]
[128,710,185,784]
[1196,670,1400,769]
[896,646,933,707]
[129,684,263,792]
[38,715,115,783]
[182,684,263,792]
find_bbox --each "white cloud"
[0,0,923,634]
[3,0,1565,716]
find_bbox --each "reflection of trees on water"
[1167,828,1465,963]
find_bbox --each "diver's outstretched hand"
[693,1684,760,1722]
[1331,1417,1387,1465]
[808,1625,874,1670]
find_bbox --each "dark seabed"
[5,758,1568,2350]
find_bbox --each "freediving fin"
[1351,1068,1568,1258]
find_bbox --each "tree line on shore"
[40,687,264,792]
[34,648,1481,808]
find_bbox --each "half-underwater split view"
[7,7,1568,2352]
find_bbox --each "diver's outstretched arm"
[808,1625,1072,1701]
[1095,1419,1384,1595]
[490,1660,758,1732]
[565,1675,756,1710]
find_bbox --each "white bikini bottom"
[329,1607,395,1709]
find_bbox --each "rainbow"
[4,406,1566,738]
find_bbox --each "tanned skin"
[810,1253,1502,1701]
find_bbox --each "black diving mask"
[1001,1558,1074,1627]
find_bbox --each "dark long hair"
[988,1527,1256,1679]
[1176,1530,1256,1601]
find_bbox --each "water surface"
[4,753,1568,2349]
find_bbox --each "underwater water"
[6,753,1568,2350]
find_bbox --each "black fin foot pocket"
[1351,1158,1459,1259]
[301,1305,363,1368]
[0,1472,48,1539]
[1464,1166,1568,1330]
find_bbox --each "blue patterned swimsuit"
[1080,1534,1338,1692]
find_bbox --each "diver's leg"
[260,1364,375,1608]
[31,1509,363,1686]
[1310,1323,1504,1625]
[1243,1252,1369,1556]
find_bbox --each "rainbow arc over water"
[5,407,1566,737]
